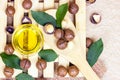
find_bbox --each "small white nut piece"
[43,23,55,34]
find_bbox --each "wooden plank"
[31,0,43,11]
[43,43,54,78]
[58,0,70,78]
[28,54,39,77]
[44,0,55,10]
[28,0,41,77]
[0,0,8,78]
[13,0,25,77]
[43,0,55,78]
[14,0,24,27]
[75,0,86,57]
[58,57,69,77]
[44,62,54,77]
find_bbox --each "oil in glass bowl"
[12,24,44,56]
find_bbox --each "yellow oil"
[12,24,44,55]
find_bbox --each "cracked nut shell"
[57,65,67,77]
[57,38,68,49]
[68,65,79,77]
[20,58,31,70]
[90,13,101,24]
[64,29,75,41]
[43,23,55,34]
[54,29,64,39]
[4,44,14,55]
[86,0,96,4]
[69,3,79,14]
[22,0,32,9]
[4,66,14,78]
[86,37,93,48]
[36,59,47,70]
[6,6,15,16]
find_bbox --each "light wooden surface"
[0,0,102,80]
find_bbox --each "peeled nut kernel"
[69,3,79,14]
[4,44,14,55]
[90,13,101,24]
[57,65,67,77]
[64,29,75,41]
[54,29,64,39]
[86,37,93,48]
[22,0,32,9]
[20,58,31,70]
[68,65,79,77]
[4,66,14,78]
[36,59,47,70]
[44,23,55,34]
[6,6,15,16]
[57,38,68,49]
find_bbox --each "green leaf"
[16,73,34,80]
[87,38,104,67]
[56,3,68,28]
[0,52,21,69]
[31,10,57,27]
[38,49,58,62]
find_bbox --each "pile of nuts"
[54,28,75,49]
[57,65,79,77]
[43,23,75,50]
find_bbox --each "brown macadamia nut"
[4,66,14,78]
[4,44,14,55]
[22,0,32,10]
[20,58,31,70]
[86,37,93,48]
[57,38,68,49]
[68,65,79,77]
[6,6,15,16]
[57,65,67,77]
[54,29,64,39]
[69,3,79,14]
[36,59,47,70]
[64,29,75,41]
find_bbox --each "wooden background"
[0,0,86,80]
